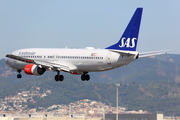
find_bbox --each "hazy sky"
[0,1,180,59]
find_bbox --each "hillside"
[91,54,180,84]
[0,59,15,77]
[1,76,180,116]
[1,54,180,115]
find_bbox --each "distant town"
[0,86,149,118]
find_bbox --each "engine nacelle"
[24,64,46,75]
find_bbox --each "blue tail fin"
[106,8,143,51]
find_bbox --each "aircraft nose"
[5,59,13,66]
[5,59,10,65]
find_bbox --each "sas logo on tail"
[119,37,137,48]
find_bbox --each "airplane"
[5,8,169,82]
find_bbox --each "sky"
[0,0,180,59]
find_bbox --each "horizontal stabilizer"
[139,49,174,58]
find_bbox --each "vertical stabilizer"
[106,8,143,51]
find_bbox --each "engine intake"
[24,64,46,75]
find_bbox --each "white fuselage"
[6,48,138,73]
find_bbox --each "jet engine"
[24,64,46,75]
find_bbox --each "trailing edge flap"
[6,54,71,72]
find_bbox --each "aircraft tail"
[106,8,143,51]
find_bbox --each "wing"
[6,54,78,72]
[6,54,35,63]
[139,49,173,58]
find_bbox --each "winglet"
[106,8,143,51]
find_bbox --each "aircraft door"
[52,55,56,61]
[54,54,58,61]
[106,52,111,65]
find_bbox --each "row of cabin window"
[56,56,103,59]
[21,56,42,58]
[21,55,104,59]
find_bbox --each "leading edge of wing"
[139,49,174,58]
[6,54,71,72]
[6,54,35,63]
